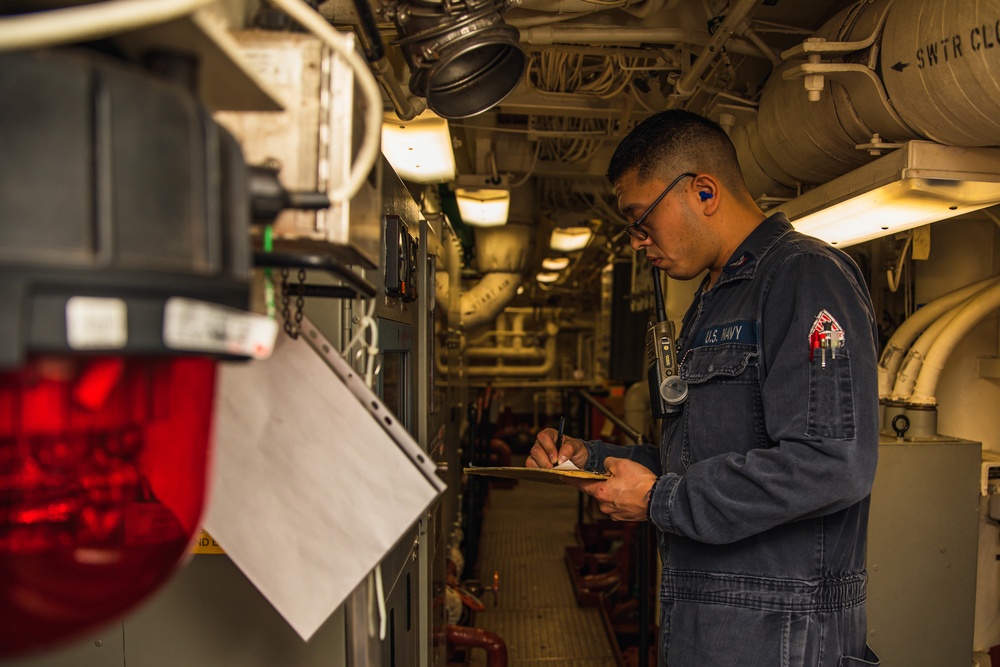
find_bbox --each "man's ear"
[692,175,720,214]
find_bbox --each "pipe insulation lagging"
[878,275,1000,397]
[474,223,534,273]
[754,67,875,185]
[880,0,1000,146]
[460,272,523,331]
[742,0,903,189]
[908,279,1000,405]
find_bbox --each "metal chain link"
[280,268,292,338]
[293,268,306,335]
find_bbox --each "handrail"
[576,390,645,444]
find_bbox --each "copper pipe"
[437,625,508,667]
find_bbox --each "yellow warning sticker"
[191,529,225,554]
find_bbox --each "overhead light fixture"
[775,141,1000,247]
[454,174,510,227]
[381,0,526,119]
[549,226,593,252]
[381,110,456,183]
[536,272,560,283]
[542,257,570,271]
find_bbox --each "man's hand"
[526,427,589,469]
[568,457,657,522]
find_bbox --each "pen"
[555,415,565,463]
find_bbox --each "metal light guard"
[384,0,526,118]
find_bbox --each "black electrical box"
[384,215,417,301]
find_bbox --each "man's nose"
[629,235,649,253]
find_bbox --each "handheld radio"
[646,266,688,418]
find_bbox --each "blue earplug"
[699,191,713,201]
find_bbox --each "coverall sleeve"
[648,249,880,544]
[584,439,661,475]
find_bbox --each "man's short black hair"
[606,110,746,193]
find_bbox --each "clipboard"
[464,466,609,484]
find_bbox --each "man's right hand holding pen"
[526,428,658,523]
[525,426,589,470]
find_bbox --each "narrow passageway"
[470,481,616,666]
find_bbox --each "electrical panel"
[385,215,417,302]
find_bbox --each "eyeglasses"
[623,172,696,241]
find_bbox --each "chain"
[294,268,306,335]
[279,267,307,339]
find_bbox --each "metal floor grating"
[469,482,616,666]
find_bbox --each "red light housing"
[0,355,216,656]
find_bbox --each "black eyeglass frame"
[623,172,697,241]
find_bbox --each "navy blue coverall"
[584,213,881,666]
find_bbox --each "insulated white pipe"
[878,275,1000,398]
[890,300,967,401]
[909,280,1000,406]
[459,273,523,330]
[434,327,559,376]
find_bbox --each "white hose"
[909,281,1000,406]
[877,275,1000,398]
[267,0,383,203]
[0,0,215,52]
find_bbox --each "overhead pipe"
[434,325,559,376]
[743,0,904,190]
[909,280,1000,406]
[741,0,1000,195]
[464,315,551,359]
[514,0,680,18]
[878,275,1000,398]
[665,0,767,107]
[515,25,766,58]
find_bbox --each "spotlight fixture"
[536,271,560,283]
[381,0,527,119]
[454,174,510,227]
[549,226,593,252]
[541,257,570,271]
[381,110,456,183]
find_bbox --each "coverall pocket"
[679,344,763,464]
[806,348,855,440]
[837,644,880,665]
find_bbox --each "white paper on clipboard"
[204,316,444,641]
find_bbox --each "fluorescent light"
[775,142,1000,247]
[454,175,510,227]
[381,110,456,183]
[542,257,570,270]
[536,272,560,283]
[549,226,593,252]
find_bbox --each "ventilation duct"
[380,0,527,119]
[880,0,1000,146]
[737,0,1000,223]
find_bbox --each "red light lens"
[0,356,216,657]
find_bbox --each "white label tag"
[163,298,278,360]
[163,297,278,359]
[66,297,128,350]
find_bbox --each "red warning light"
[0,356,216,656]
